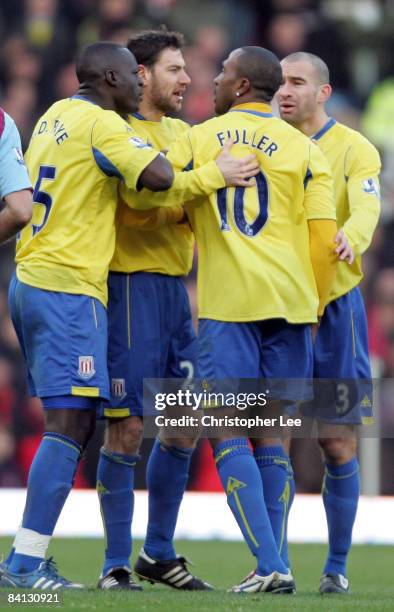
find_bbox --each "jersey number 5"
[216,170,269,237]
[32,165,56,235]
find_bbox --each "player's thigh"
[105,272,168,419]
[8,278,109,400]
[198,320,261,444]
[259,319,313,400]
[312,288,372,424]
[8,274,36,395]
[167,279,197,381]
[197,319,261,379]
[159,279,199,446]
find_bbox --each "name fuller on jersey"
[216,129,278,156]
[33,119,69,145]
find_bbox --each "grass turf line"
[0,538,393,611]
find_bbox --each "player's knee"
[44,409,96,449]
[318,436,357,464]
[160,433,199,450]
[104,416,143,455]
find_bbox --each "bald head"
[75,42,142,115]
[282,52,330,86]
[278,52,332,132]
[76,42,135,84]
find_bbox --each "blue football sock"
[254,446,295,569]
[214,438,288,576]
[144,438,193,561]
[322,457,360,576]
[9,432,81,574]
[97,448,139,575]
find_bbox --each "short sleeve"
[0,111,32,199]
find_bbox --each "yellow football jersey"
[16,97,159,305]
[139,102,336,323]
[110,114,194,276]
[312,118,381,302]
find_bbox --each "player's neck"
[297,109,330,138]
[137,99,164,122]
[75,87,115,111]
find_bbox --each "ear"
[317,83,332,104]
[104,69,117,87]
[138,63,151,87]
[235,77,251,97]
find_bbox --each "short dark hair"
[76,41,128,83]
[236,46,282,102]
[127,26,185,67]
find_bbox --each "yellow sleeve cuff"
[309,219,338,316]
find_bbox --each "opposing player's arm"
[0,190,32,243]
[119,130,259,211]
[0,113,33,243]
[92,116,173,194]
[342,139,381,255]
[304,143,338,315]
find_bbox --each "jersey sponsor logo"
[77,355,96,380]
[361,394,372,407]
[111,378,126,400]
[362,178,380,198]
[13,147,25,165]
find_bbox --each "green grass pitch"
[0,538,393,610]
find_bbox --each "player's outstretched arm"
[118,201,184,231]
[120,134,259,211]
[214,139,259,188]
[0,189,32,244]
[136,153,174,192]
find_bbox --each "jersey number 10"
[216,170,269,237]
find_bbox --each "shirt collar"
[229,102,273,118]
[312,117,337,141]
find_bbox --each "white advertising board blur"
[1,490,394,544]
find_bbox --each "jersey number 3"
[32,165,56,235]
[216,170,269,237]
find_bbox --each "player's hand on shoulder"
[334,229,354,264]
[215,139,259,188]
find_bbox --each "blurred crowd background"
[0,0,393,494]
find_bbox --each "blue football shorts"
[302,286,373,424]
[8,276,109,408]
[197,318,313,403]
[103,272,197,418]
